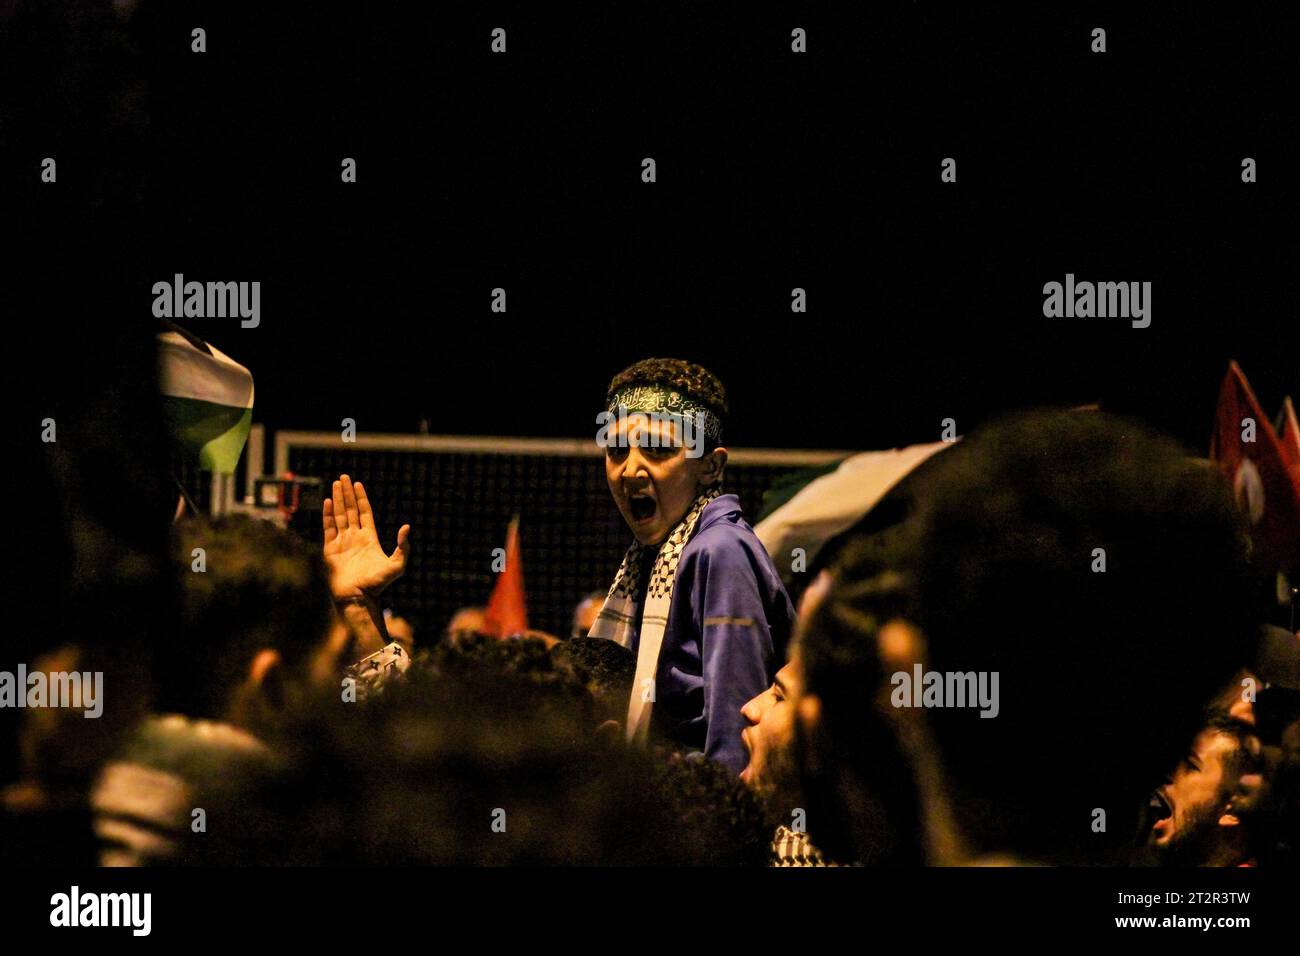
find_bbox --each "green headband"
[607,384,723,447]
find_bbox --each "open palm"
[322,474,411,600]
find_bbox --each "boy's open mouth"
[628,493,657,523]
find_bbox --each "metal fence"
[183,430,850,641]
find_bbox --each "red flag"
[484,516,528,637]
[1278,396,1300,478]
[1209,363,1300,571]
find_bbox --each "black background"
[12,1,1296,452]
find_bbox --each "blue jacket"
[629,494,796,774]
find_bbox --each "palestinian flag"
[753,441,953,584]
[157,321,254,474]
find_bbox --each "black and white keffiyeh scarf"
[588,486,721,745]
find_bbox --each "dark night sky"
[17,2,1300,452]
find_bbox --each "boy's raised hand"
[322,474,411,601]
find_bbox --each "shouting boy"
[590,358,794,774]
